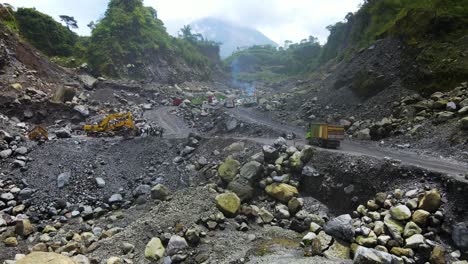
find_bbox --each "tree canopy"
[14,8,78,57]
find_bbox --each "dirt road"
[143,106,193,137]
[229,107,468,179]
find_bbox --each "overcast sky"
[4,0,363,44]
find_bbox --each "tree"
[59,15,78,29]
[87,21,95,30]
[15,8,78,56]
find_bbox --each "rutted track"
[228,107,468,179]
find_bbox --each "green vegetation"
[0,1,218,79]
[14,8,79,57]
[86,0,218,78]
[225,0,468,92]
[224,37,322,82]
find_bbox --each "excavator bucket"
[28,126,49,141]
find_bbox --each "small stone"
[390,205,412,220]
[418,189,441,213]
[57,172,71,188]
[151,184,170,201]
[405,234,425,248]
[412,209,430,226]
[95,177,105,188]
[390,247,414,257]
[122,242,135,254]
[310,222,322,233]
[4,237,18,247]
[108,194,123,204]
[106,257,122,264]
[166,235,188,256]
[429,245,446,264]
[404,221,422,238]
[15,219,33,237]
[288,197,303,215]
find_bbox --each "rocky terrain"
[253,38,468,161]
[1,4,468,264]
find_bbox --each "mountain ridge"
[191,17,277,58]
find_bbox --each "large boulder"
[262,145,279,163]
[354,246,402,263]
[461,117,468,130]
[218,158,241,183]
[354,128,371,140]
[289,151,304,172]
[145,237,165,261]
[16,252,75,264]
[452,223,468,252]
[265,183,298,203]
[215,192,240,217]
[418,189,441,212]
[227,177,255,202]
[324,214,354,242]
[52,86,76,103]
[240,161,263,182]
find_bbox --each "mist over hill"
[191,17,277,59]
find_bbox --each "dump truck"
[83,112,137,138]
[306,123,345,149]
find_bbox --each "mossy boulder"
[218,158,241,183]
[265,183,298,203]
[144,237,165,261]
[418,189,441,213]
[215,192,241,217]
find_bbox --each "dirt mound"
[0,24,79,98]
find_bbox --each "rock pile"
[347,82,468,140]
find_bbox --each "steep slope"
[191,17,278,58]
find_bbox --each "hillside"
[191,17,278,59]
[1,1,468,264]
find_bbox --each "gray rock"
[18,188,34,200]
[262,145,279,162]
[55,128,72,138]
[109,194,123,204]
[95,177,105,188]
[0,149,12,159]
[74,105,90,117]
[452,223,468,251]
[240,161,263,181]
[354,246,402,263]
[227,177,254,202]
[57,172,71,188]
[225,119,238,131]
[13,159,26,167]
[355,128,371,140]
[302,166,320,177]
[181,146,195,157]
[151,184,170,201]
[133,184,151,197]
[1,192,14,201]
[166,235,188,256]
[14,147,28,155]
[324,214,354,242]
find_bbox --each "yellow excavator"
[28,126,49,141]
[83,112,137,138]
